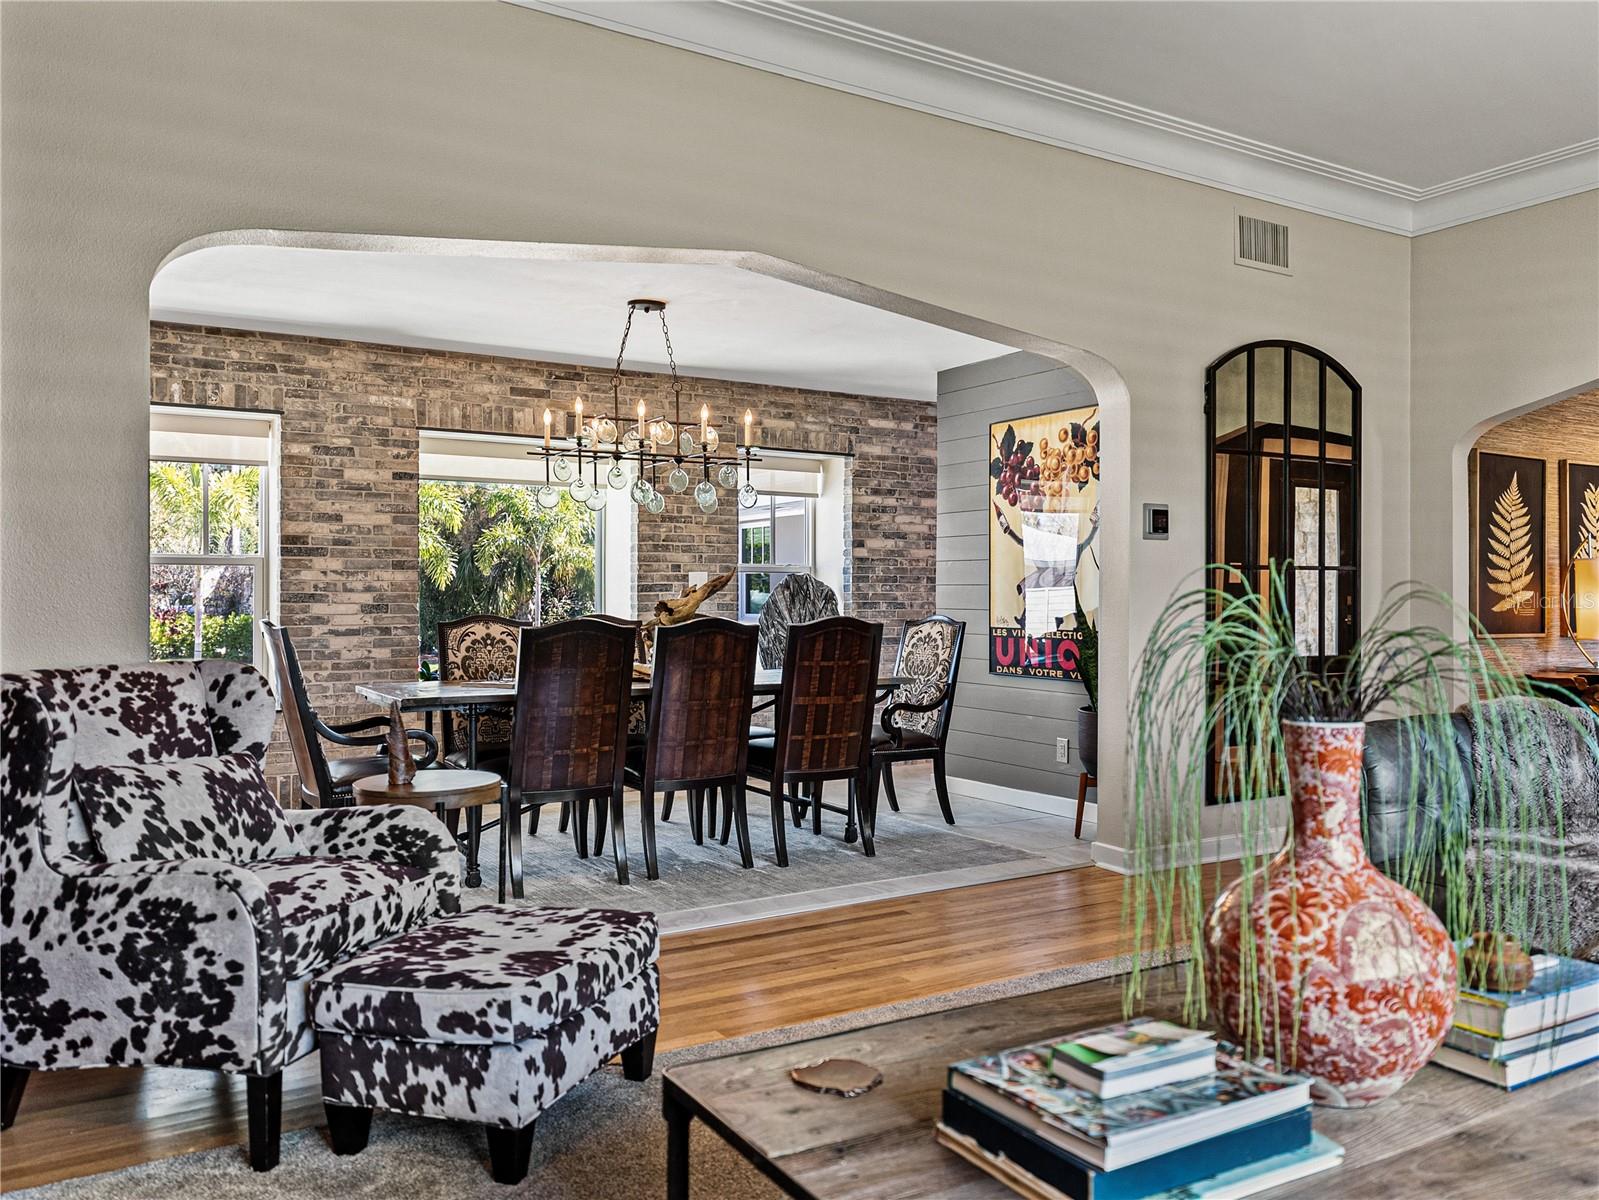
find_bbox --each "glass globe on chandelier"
[527,299,760,513]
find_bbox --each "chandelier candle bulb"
[700,403,709,440]
[542,408,552,449]
[744,408,753,447]
[637,398,646,437]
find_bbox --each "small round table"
[353,770,504,891]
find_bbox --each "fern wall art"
[1561,459,1599,629]
[1475,451,1546,636]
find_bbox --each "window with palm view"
[417,479,598,669]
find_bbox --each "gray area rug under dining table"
[463,799,1053,929]
[12,955,1158,1200]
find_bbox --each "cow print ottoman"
[310,905,660,1185]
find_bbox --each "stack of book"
[937,1019,1343,1200]
[1433,953,1599,1089]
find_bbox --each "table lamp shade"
[1575,555,1599,641]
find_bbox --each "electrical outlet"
[688,571,709,587]
[1056,737,1071,764]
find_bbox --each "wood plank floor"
[0,866,1155,1191]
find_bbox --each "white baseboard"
[1090,826,1287,875]
[945,774,1091,820]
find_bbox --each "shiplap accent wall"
[938,352,1095,806]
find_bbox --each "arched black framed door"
[1206,341,1361,660]
[1205,342,1361,799]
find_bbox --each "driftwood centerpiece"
[638,570,734,662]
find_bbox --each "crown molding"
[516,0,1598,237]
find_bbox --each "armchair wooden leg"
[464,807,484,890]
[811,780,824,835]
[486,1120,537,1186]
[528,804,541,838]
[705,788,718,837]
[640,786,660,880]
[932,754,956,825]
[2,1065,30,1130]
[247,1071,282,1173]
[622,1028,658,1081]
[559,804,571,834]
[325,1102,372,1156]
[850,777,875,856]
[661,790,675,821]
[880,760,900,812]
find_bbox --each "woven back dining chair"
[503,614,639,892]
[747,616,883,864]
[625,618,759,877]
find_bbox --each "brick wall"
[149,322,937,785]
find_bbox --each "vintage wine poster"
[988,405,1100,679]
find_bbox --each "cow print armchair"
[0,662,460,1171]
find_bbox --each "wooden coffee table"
[662,972,1598,1200]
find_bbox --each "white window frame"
[416,429,609,623]
[148,407,278,669]
[737,491,815,622]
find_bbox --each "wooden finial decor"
[385,700,417,786]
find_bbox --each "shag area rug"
[466,803,1053,930]
[12,955,1167,1200]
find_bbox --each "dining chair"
[436,614,525,775]
[747,616,884,864]
[502,615,639,895]
[755,572,839,670]
[872,614,966,824]
[623,617,759,878]
[261,620,437,807]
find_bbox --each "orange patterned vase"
[1203,720,1457,1107]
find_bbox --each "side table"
[352,769,508,898]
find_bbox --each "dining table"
[354,669,911,887]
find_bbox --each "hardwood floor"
[0,866,1154,1191]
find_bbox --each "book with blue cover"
[1453,954,1599,1039]
[948,1041,1310,1171]
[1433,1025,1599,1089]
[939,1089,1312,1200]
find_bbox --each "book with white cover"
[1453,954,1599,1039]
[1444,1009,1599,1059]
[1432,1027,1599,1089]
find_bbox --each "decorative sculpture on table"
[638,570,733,662]
[385,700,417,786]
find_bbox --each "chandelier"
[526,299,760,514]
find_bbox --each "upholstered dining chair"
[501,615,639,894]
[747,616,884,863]
[261,621,436,807]
[436,614,526,776]
[623,618,759,878]
[873,614,966,825]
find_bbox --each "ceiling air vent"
[1235,214,1291,275]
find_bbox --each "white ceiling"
[521,0,1599,235]
[149,246,1012,401]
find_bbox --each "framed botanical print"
[1475,451,1546,637]
[1560,459,1599,632]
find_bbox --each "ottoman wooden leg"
[486,1120,536,1185]
[325,1102,373,1156]
[621,1028,658,1081]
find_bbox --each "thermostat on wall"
[1143,504,1170,540]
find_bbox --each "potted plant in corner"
[1074,595,1099,777]
[1122,564,1595,1107]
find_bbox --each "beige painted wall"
[1411,193,1599,633]
[1,3,1418,854]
